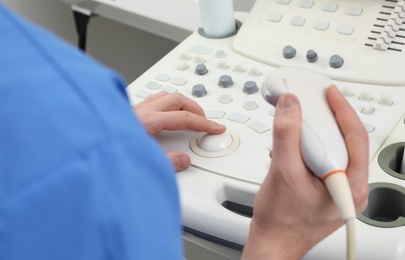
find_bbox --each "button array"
[266,0,364,36]
[204,110,271,134]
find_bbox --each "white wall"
[1,0,179,83]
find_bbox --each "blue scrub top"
[0,4,182,259]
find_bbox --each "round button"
[192,84,207,97]
[306,49,318,63]
[243,81,259,94]
[218,94,233,104]
[218,75,234,88]
[283,45,296,59]
[215,50,227,58]
[329,54,344,68]
[195,64,208,75]
[190,130,240,158]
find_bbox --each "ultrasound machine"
[66,0,405,259]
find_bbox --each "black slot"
[221,201,253,218]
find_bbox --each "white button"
[378,95,394,106]
[171,77,187,86]
[340,87,353,97]
[206,110,225,119]
[232,64,245,73]
[218,94,233,104]
[177,61,189,71]
[346,6,362,16]
[248,120,270,134]
[145,81,161,90]
[179,52,191,60]
[270,108,276,117]
[197,133,233,152]
[322,2,338,12]
[189,45,211,55]
[290,16,305,26]
[248,68,262,77]
[135,89,151,98]
[155,74,170,82]
[337,24,354,35]
[299,0,314,8]
[363,122,375,133]
[162,86,178,93]
[193,55,205,63]
[217,60,229,70]
[361,105,375,115]
[227,113,250,124]
[267,12,283,22]
[358,91,373,102]
[244,101,258,110]
[374,38,389,50]
[215,50,227,58]
[276,0,290,5]
[313,20,329,31]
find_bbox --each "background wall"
[2,0,255,83]
[2,0,179,83]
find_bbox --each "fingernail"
[179,156,190,170]
[278,94,297,109]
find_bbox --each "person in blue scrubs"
[0,4,369,260]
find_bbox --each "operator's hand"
[242,85,369,260]
[133,91,226,172]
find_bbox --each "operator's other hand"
[133,91,226,172]
[242,85,369,260]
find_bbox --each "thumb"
[166,152,191,172]
[271,94,302,160]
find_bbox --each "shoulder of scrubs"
[0,5,182,260]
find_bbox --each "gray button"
[243,81,259,94]
[306,49,318,63]
[192,84,207,97]
[195,64,208,75]
[218,75,234,88]
[329,54,344,68]
[283,45,296,59]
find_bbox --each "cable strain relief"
[323,171,356,220]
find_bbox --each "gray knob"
[329,54,344,68]
[195,64,208,75]
[306,49,318,63]
[243,81,259,94]
[283,45,296,59]
[192,84,207,97]
[218,75,234,88]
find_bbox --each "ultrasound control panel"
[127,1,405,259]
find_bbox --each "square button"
[267,12,283,22]
[322,2,338,12]
[313,20,329,30]
[346,6,362,16]
[290,16,305,26]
